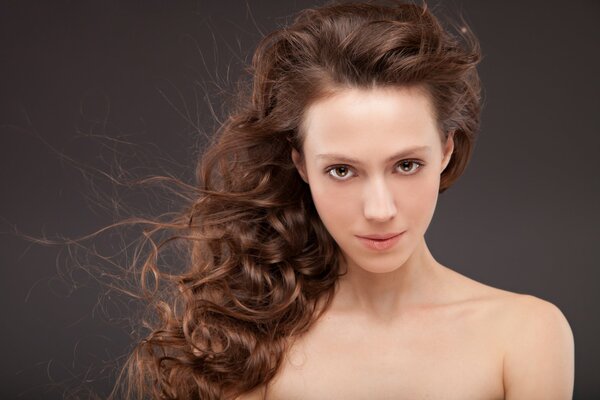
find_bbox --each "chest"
[265,309,505,400]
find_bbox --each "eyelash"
[324,160,425,181]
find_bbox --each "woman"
[116,1,574,399]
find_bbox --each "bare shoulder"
[501,292,573,328]
[447,268,573,350]
[447,277,576,400]
[440,266,568,323]
[495,292,574,355]
[499,292,575,399]
[445,269,574,398]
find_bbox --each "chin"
[339,247,411,274]
[362,263,405,274]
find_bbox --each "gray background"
[1,0,598,398]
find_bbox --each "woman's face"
[291,86,454,274]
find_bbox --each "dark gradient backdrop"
[1,1,598,399]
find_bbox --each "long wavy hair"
[112,1,482,398]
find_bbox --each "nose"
[363,177,397,222]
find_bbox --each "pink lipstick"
[356,232,403,251]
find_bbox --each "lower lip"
[356,233,403,251]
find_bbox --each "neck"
[331,237,446,322]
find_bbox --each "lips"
[356,232,402,240]
[356,232,403,251]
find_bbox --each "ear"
[440,131,455,174]
[291,148,309,183]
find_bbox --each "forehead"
[301,86,439,155]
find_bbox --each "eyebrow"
[315,145,432,165]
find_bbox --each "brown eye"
[326,165,354,180]
[333,166,350,177]
[397,160,423,174]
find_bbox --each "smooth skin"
[237,86,574,399]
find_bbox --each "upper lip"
[356,232,403,240]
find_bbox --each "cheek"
[402,172,440,220]
[309,183,353,231]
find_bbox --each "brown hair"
[113,1,481,398]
